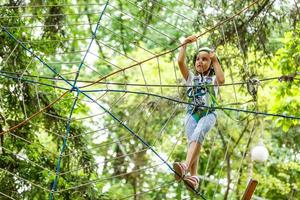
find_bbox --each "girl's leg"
[186,141,201,174]
[183,143,201,190]
[186,113,216,175]
[184,114,198,173]
[190,152,200,176]
[173,114,197,181]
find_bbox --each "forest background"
[0,0,299,199]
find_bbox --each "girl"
[174,35,225,191]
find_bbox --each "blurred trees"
[0,0,299,199]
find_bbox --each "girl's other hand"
[209,49,218,63]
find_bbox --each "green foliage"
[0,0,299,200]
[269,26,300,132]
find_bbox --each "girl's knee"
[191,132,205,144]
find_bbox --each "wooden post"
[241,179,258,200]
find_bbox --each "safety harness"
[187,47,221,122]
[186,75,217,122]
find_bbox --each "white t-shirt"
[185,71,218,108]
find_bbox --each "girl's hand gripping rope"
[182,35,197,46]
[209,49,218,63]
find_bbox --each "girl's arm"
[177,35,197,81]
[210,50,225,85]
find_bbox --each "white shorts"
[185,113,216,145]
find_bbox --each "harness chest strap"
[187,82,217,122]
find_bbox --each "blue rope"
[81,89,300,120]
[0,72,69,90]
[78,91,206,198]
[1,72,299,120]
[1,2,297,195]
[50,90,79,198]
[1,1,107,198]
[1,70,298,88]
[49,1,110,199]
[73,0,110,86]
[1,26,75,90]
[2,32,207,200]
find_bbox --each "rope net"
[0,1,299,200]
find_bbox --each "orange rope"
[79,0,262,89]
[0,91,69,136]
[0,0,262,136]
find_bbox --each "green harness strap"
[189,82,216,122]
[191,110,210,122]
[191,82,239,122]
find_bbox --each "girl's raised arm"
[209,50,225,85]
[177,35,197,81]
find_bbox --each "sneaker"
[173,162,188,182]
[183,175,200,191]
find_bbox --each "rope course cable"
[1,69,298,87]
[1,60,260,196]
[79,0,263,89]
[2,1,208,198]
[60,97,175,177]
[0,191,16,200]
[0,3,107,9]
[49,1,110,198]
[1,0,298,199]
[1,72,299,120]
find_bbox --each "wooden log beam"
[241,179,258,200]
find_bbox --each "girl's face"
[195,51,211,74]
